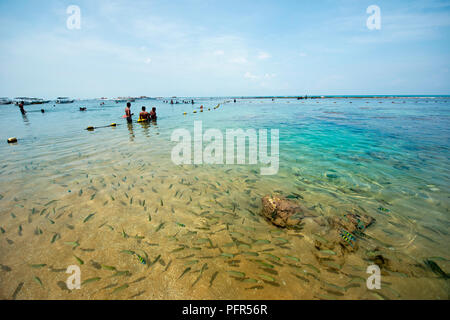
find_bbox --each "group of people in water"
[125,102,157,123]
[16,101,157,124]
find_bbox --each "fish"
[65,241,80,248]
[112,284,129,294]
[164,260,172,272]
[111,271,132,278]
[51,233,60,243]
[424,259,449,279]
[264,253,281,261]
[155,222,165,232]
[101,265,117,271]
[150,255,161,266]
[179,267,191,279]
[258,274,276,282]
[12,282,24,300]
[136,254,147,265]
[74,256,84,265]
[82,277,101,285]
[1,264,12,272]
[30,264,47,269]
[284,255,300,262]
[209,271,219,287]
[176,222,185,227]
[33,276,43,286]
[83,213,95,223]
[228,271,245,278]
[253,260,274,269]
[319,250,336,256]
[121,250,135,255]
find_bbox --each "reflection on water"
[0,97,449,300]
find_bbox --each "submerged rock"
[261,195,304,228]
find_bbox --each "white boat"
[0,97,12,105]
[56,97,75,104]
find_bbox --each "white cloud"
[213,50,224,56]
[244,72,259,80]
[258,51,271,60]
[144,57,151,64]
[230,57,248,64]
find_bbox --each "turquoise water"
[0,97,449,299]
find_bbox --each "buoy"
[110,123,117,127]
[193,110,197,113]
[86,126,94,131]
[7,137,17,143]
[183,112,187,115]
[200,110,203,112]
[208,108,210,111]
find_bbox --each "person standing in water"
[125,102,133,123]
[18,101,26,115]
[139,106,150,121]
[150,107,157,120]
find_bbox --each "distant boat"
[56,97,75,104]
[13,97,50,105]
[114,97,135,103]
[0,97,12,105]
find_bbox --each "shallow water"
[0,97,449,300]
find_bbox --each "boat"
[14,97,49,105]
[114,97,135,103]
[56,97,75,104]
[0,97,12,105]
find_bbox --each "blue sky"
[0,0,449,98]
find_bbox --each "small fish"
[209,271,219,287]
[253,239,271,244]
[155,222,165,232]
[284,255,300,262]
[51,233,60,243]
[74,256,84,265]
[30,264,47,269]
[179,267,192,279]
[378,207,390,213]
[12,282,24,300]
[258,274,276,282]
[83,213,95,223]
[112,284,129,294]
[33,276,43,286]
[82,277,101,285]
[101,265,116,271]
[175,222,185,227]
[121,250,135,255]
[228,271,245,278]
[64,241,80,248]
[319,250,336,256]
[424,259,449,279]
[136,254,147,265]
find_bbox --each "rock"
[261,195,304,228]
[329,212,375,234]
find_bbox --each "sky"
[0,0,449,98]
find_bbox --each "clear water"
[0,97,449,299]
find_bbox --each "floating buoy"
[110,123,117,127]
[208,108,210,111]
[200,110,203,112]
[193,110,197,113]
[7,137,17,143]
[86,126,94,131]
[183,112,187,115]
